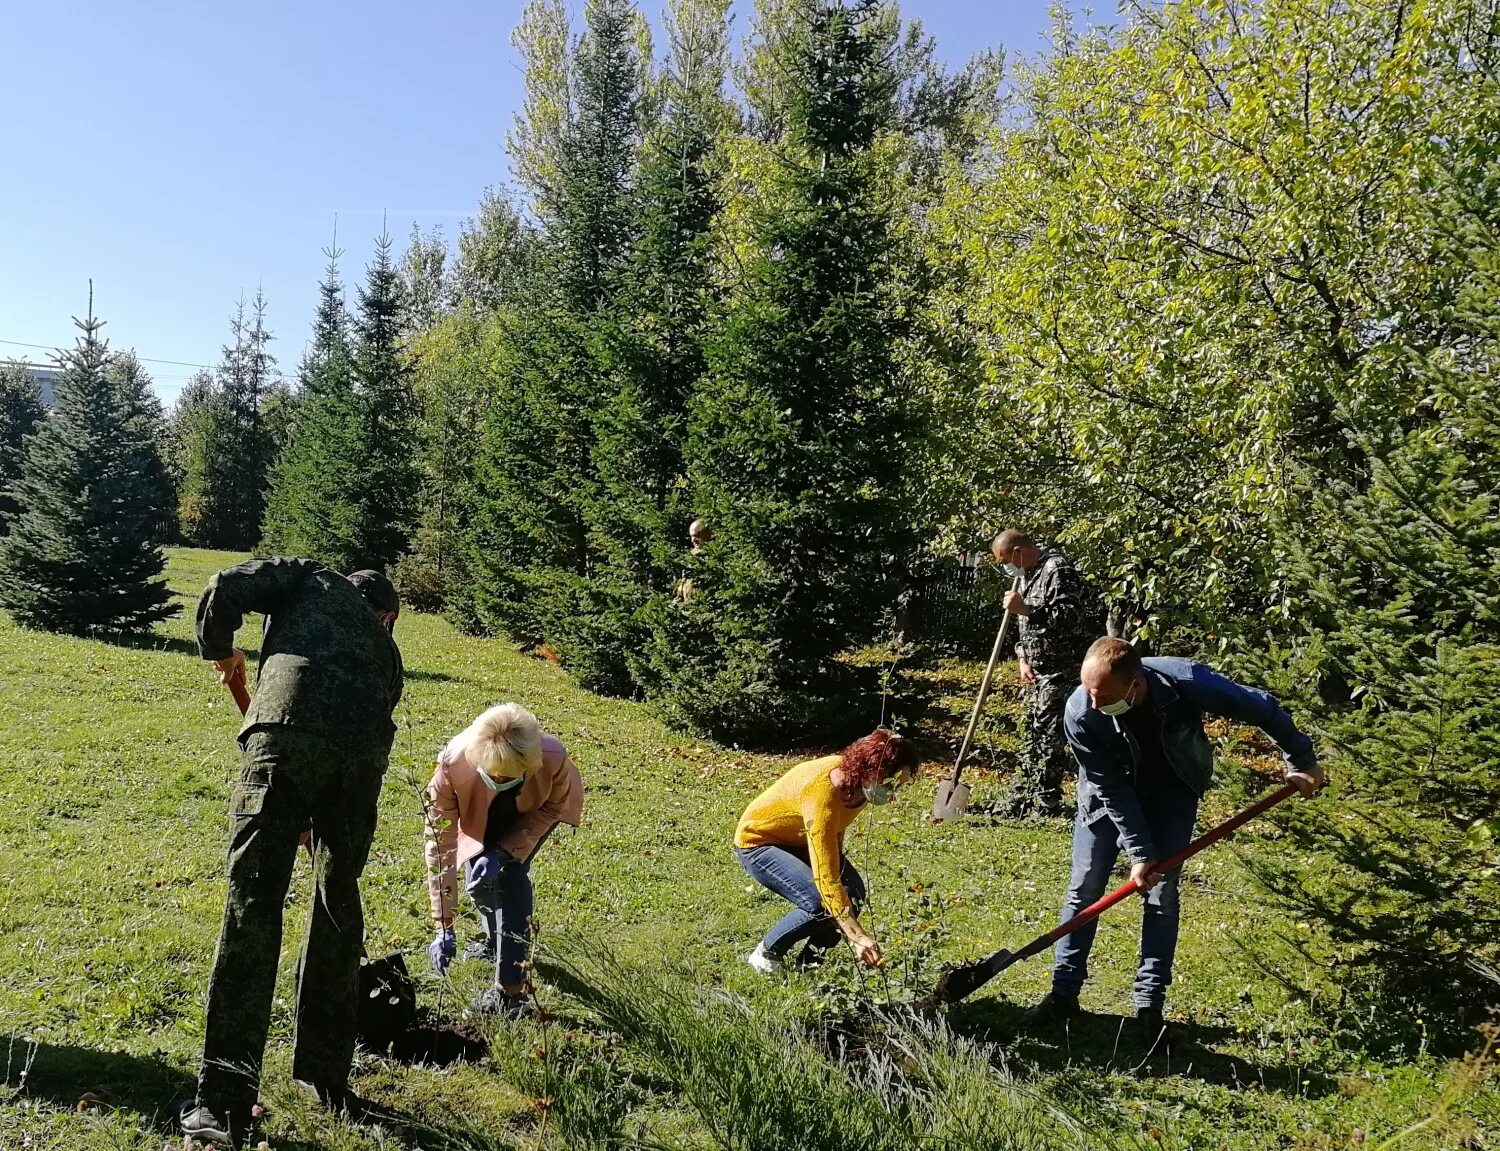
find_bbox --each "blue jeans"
[736,844,867,960]
[1051,784,1199,1009]
[465,849,535,987]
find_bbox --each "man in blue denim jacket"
[1020,638,1324,1047]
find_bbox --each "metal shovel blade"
[931,776,972,823]
[933,949,1012,1005]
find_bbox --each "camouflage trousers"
[198,725,388,1119]
[1006,670,1077,818]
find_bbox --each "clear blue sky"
[1,1,1077,404]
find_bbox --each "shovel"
[932,575,1023,822]
[932,781,1301,1004]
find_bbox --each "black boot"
[1019,991,1080,1027]
[1137,1005,1170,1051]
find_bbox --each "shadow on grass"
[0,1034,192,1127]
[947,997,1338,1098]
[100,629,263,663]
[403,667,470,685]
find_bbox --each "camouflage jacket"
[196,557,404,747]
[1014,549,1100,675]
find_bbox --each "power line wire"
[0,337,211,370]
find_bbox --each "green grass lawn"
[0,549,1490,1149]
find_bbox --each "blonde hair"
[460,703,544,780]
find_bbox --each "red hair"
[838,729,918,794]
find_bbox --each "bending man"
[1021,638,1322,1047]
[182,558,403,1147]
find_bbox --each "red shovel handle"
[1031,781,1302,957]
[227,664,252,717]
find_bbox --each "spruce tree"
[572,0,732,693]
[262,245,370,569]
[469,0,647,652]
[0,301,176,633]
[1246,109,1500,1041]
[105,351,176,544]
[646,0,916,743]
[0,362,45,532]
[353,230,418,567]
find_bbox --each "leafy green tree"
[924,0,1479,643]
[400,223,450,337]
[644,0,917,742]
[452,191,536,312]
[262,245,369,569]
[0,303,176,633]
[353,230,419,568]
[0,362,45,532]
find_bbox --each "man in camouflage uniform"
[181,558,403,1147]
[990,530,1100,817]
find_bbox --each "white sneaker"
[746,943,781,974]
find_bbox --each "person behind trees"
[424,703,583,1016]
[990,529,1100,817]
[181,559,403,1148]
[677,516,713,603]
[1021,638,1324,1046]
[734,729,918,972]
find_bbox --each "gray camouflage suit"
[194,558,403,1122]
[1008,549,1099,816]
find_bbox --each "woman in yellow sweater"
[734,729,918,972]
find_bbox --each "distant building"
[13,363,61,407]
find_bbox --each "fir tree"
[468,0,648,652]
[105,351,176,544]
[0,362,45,532]
[174,295,276,548]
[353,229,419,567]
[262,244,369,569]
[569,0,732,693]
[646,0,917,742]
[1246,108,1500,1041]
[0,300,176,633]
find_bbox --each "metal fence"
[898,553,1006,657]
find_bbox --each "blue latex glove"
[468,849,514,885]
[468,853,496,884]
[428,928,456,974]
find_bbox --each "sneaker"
[179,1100,237,1148]
[463,938,497,963]
[745,942,781,974]
[1019,991,1081,1027]
[470,986,530,1018]
[1137,1006,1171,1051]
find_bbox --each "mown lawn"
[0,549,1490,1149]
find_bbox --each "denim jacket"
[1063,657,1317,864]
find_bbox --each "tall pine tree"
[468,0,648,650]
[352,230,418,568]
[0,300,176,633]
[572,0,733,693]
[175,295,276,548]
[262,244,370,569]
[646,0,917,742]
[0,362,45,532]
[105,351,176,544]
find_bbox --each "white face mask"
[478,771,524,794]
[1096,680,1141,717]
[863,781,896,805]
[1003,562,1023,579]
